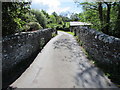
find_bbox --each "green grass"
[52,33,57,37]
[67,32,74,35]
[58,30,74,36]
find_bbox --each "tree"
[103,2,112,34]
[70,13,80,21]
[98,2,103,28]
[41,9,49,19]
[114,2,120,37]
[77,2,100,29]
[31,9,47,28]
[49,15,57,24]
[52,12,58,17]
[59,15,70,22]
[75,1,120,38]
[2,1,31,36]
[27,22,43,31]
[23,12,37,23]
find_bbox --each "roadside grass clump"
[81,46,96,65]
[52,33,57,37]
[39,38,45,49]
[67,32,74,36]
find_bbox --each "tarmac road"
[10,31,117,88]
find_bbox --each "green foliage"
[22,25,30,31]
[31,9,47,28]
[75,1,120,38]
[39,38,45,49]
[105,73,111,77]
[2,2,31,36]
[52,33,57,37]
[70,13,80,21]
[58,30,74,35]
[61,16,70,22]
[66,32,74,35]
[27,22,43,31]
[65,22,70,28]
[41,10,49,19]
[52,12,58,17]
[23,12,37,23]
[45,12,71,31]
[46,23,58,29]
[48,15,57,24]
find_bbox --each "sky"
[30,0,83,16]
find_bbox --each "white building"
[70,21,92,35]
[70,21,92,27]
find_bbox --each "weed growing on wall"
[39,38,45,49]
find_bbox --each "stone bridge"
[2,28,120,89]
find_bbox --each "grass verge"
[52,33,57,37]
[58,30,74,36]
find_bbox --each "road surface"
[10,31,117,88]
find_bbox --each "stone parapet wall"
[2,28,53,88]
[76,27,120,83]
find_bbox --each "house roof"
[70,21,92,26]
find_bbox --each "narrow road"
[11,31,116,88]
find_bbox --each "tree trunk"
[115,2,120,38]
[98,2,103,28]
[104,2,111,34]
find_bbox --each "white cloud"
[32,0,71,14]
[47,6,70,15]
[59,0,74,2]
[32,0,60,8]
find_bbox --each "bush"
[31,9,47,28]
[27,22,43,31]
[2,2,31,36]
[56,25,63,30]
[22,25,30,32]
[46,23,58,29]
[65,22,70,28]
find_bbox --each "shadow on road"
[75,65,115,88]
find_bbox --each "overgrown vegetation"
[52,33,57,37]
[2,1,70,36]
[2,1,31,36]
[2,1,120,38]
[2,0,120,88]
[74,1,120,38]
